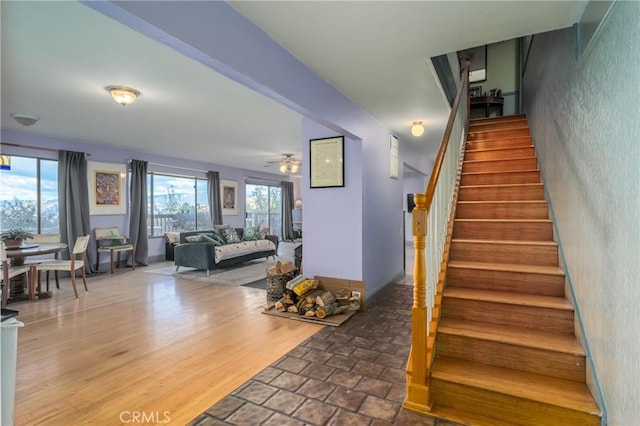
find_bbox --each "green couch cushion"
[184,234,223,246]
[220,227,241,244]
[242,226,259,241]
[206,233,226,245]
[185,234,208,243]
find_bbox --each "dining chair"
[23,233,61,292]
[30,235,90,299]
[94,227,135,274]
[1,242,32,306]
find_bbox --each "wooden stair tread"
[438,318,585,355]
[470,114,526,124]
[462,169,539,176]
[455,218,553,224]
[468,126,530,134]
[432,357,600,415]
[465,144,534,153]
[458,200,546,205]
[452,238,557,247]
[466,135,532,144]
[428,404,517,426]
[443,287,573,311]
[448,260,564,276]
[464,156,536,164]
[459,182,543,190]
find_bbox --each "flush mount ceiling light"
[106,85,140,106]
[11,114,40,126]
[411,121,424,137]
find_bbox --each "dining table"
[5,242,68,302]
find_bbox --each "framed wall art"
[390,134,399,179]
[221,180,238,215]
[310,136,344,188]
[88,161,127,215]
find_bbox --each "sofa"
[174,227,278,275]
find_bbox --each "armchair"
[94,227,136,274]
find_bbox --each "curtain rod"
[130,159,207,174]
[245,175,285,184]
[1,142,91,156]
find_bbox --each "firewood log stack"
[273,277,359,319]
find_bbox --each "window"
[147,173,210,236]
[0,155,59,234]
[245,183,282,238]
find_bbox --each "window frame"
[0,154,59,234]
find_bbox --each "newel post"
[404,192,431,412]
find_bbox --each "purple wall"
[57,1,431,294]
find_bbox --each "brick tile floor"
[189,281,463,425]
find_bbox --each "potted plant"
[1,228,34,248]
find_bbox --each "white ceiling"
[1,1,586,174]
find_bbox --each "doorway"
[245,183,282,239]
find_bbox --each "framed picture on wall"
[221,180,238,215]
[310,136,344,188]
[87,161,127,215]
[390,134,399,179]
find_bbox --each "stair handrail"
[404,61,469,414]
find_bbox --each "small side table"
[471,96,504,117]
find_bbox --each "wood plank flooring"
[10,260,321,425]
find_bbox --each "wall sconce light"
[106,85,141,106]
[11,114,39,126]
[411,121,424,137]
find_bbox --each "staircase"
[429,115,602,425]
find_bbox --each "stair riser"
[446,266,565,297]
[456,202,549,219]
[458,185,545,201]
[460,171,540,186]
[466,137,533,151]
[468,128,531,141]
[468,120,530,132]
[464,147,534,161]
[463,158,538,173]
[450,241,558,266]
[453,220,553,240]
[442,298,574,334]
[437,334,586,382]
[470,115,527,125]
[430,379,600,426]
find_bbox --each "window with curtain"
[0,155,59,233]
[146,173,210,236]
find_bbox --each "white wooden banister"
[404,62,469,414]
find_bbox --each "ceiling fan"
[265,154,301,174]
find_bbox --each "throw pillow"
[185,235,207,243]
[164,232,180,244]
[258,228,270,239]
[204,233,226,245]
[220,227,241,244]
[200,234,223,246]
[212,224,231,239]
[242,226,259,241]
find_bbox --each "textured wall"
[522,2,640,424]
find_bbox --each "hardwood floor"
[10,259,321,425]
